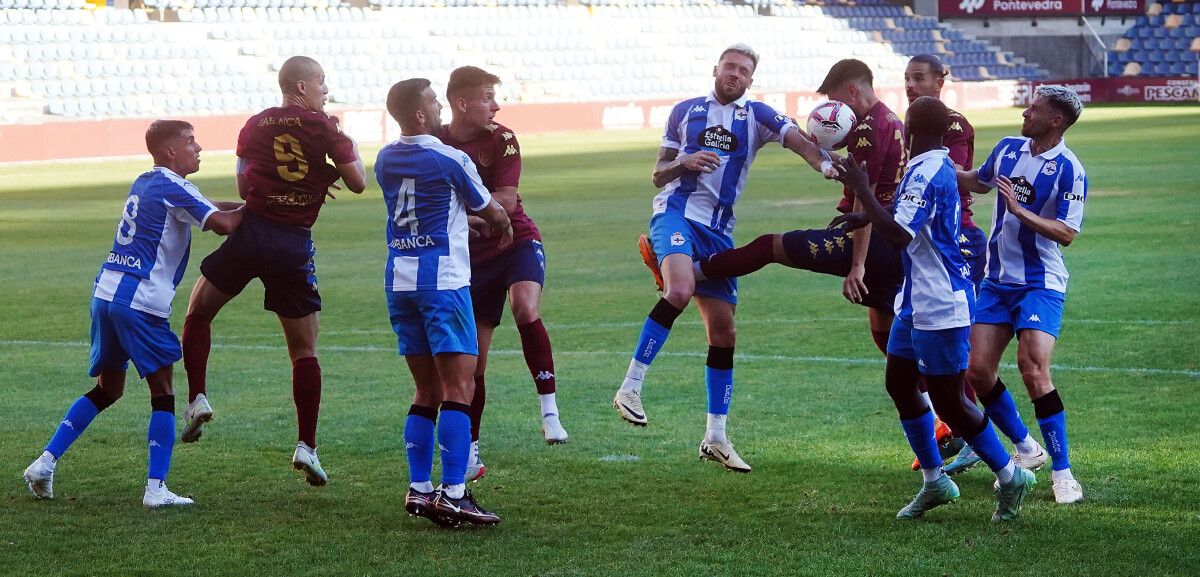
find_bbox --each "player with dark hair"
[23,120,243,507]
[613,44,830,472]
[956,85,1089,505]
[178,55,366,486]
[831,96,1035,521]
[379,77,512,527]
[435,65,567,482]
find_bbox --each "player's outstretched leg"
[25,382,120,500]
[143,394,194,507]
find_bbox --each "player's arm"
[491,186,519,214]
[995,175,1078,246]
[782,127,836,177]
[957,169,993,194]
[235,157,250,199]
[652,147,720,189]
[832,156,911,247]
[202,206,244,236]
[477,200,512,249]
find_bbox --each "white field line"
[2,339,1196,379]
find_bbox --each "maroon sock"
[698,234,776,279]
[470,374,485,442]
[182,314,211,403]
[292,356,321,448]
[870,330,889,356]
[517,318,556,395]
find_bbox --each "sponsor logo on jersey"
[267,193,318,207]
[1064,191,1085,202]
[1010,176,1035,204]
[106,252,144,270]
[256,116,303,128]
[899,192,927,208]
[670,232,685,246]
[1041,160,1058,176]
[389,235,437,250]
[700,125,739,153]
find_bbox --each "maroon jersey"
[236,105,357,228]
[837,100,906,214]
[437,123,541,263]
[944,108,978,229]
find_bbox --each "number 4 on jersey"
[392,178,419,235]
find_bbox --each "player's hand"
[467,215,491,239]
[828,211,869,232]
[996,175,1022,215]
[496,223,514,251]
[681,150,721,174]
[842,263,868,304]
[326,181,342,200]
[832,154,871,194]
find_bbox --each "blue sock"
[632,318,671,365]
[900,411,942,471]
[44,396,101,459]
[437,403,472,486]
[705,367,733,414]
[404,406,437,484]
[146,411,176,481]
[1037,412,1071,471]
[965,420,1013,473]
[980,382,1031,444]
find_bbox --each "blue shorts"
[959,225,987,292]
[648,211,737,304]
[200,211,321,319]
[89,298,181,379]
[975,280,1066,338]
[387,287,479,356]
[470,239,546,327]
[887,318,970,376]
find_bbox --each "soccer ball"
[806,100,856,151]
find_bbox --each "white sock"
[919,391,933,411]
[620,360,648,394]
[146,478,165,492]
[297,441,316,455]
[410,481,434,493]
[40,451,57,467]
[693,261,707,281]
[444,483,466,499]
[921,467,945,483]
[705,413,728,443]
[469,441,480,464]
[1015,435,1038,455]
[539,393,559,417]
[1051,468,1075,482]
[996,461,1016,484]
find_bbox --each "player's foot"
[613,389,647,426]
[1012,442,1048,472]
[992,467,1036,522]
[1052,476,1085,504]
[433,487,501,527]
[143,480,195,508]
[180,393,213,443]
[292,442,327,486]
[699,439,751,472]
[23,452,56,500]
[404,486,458,527]
[939,436,965,460]
[541,414,569,445]
[897,474,960,519]
[943,444,983,476]
[466,441,487,483]
[638,234,664,292]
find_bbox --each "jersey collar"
[1020,137,1067,159]
[706,91,749,108]
[398,134,441,146]
[907,147,950,166]
[153,165,185,180]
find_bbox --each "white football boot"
[291,442,328,486]
[1012,441,1049,471]
[180,393,213,443]
[143,479,195,508]
[1052,476,1085,504]
[23,451,56,499]
[542,414,569,445]
[699,439,751,473]
[613,389,647,426]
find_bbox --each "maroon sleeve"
[490,127,521,189]
[945,111,975,170]
[316,113,358,166]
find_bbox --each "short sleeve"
[945,114,975,169]
[1056,160,1087,232]
[165,182,218,228]
[320,115,358,166]
[748,102,795,146]
[491,129,522,189]
[661,102,687,150]
[442,151,492,212]
[976,140,1006,187]
[892,170,934,238]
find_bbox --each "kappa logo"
[149,440,161,448]
[853,122,871,132]
[438,443,450,454]
[691,105,706,113]
[670,232,685,246]
[912,173,928,185]
[854,137,871,149]
[503,145,517,157]
[1041,160,1058,176]
[1004,151,1018,160]
[535,371,555,381]
[61,419,74,430]
[958,0,985,13]
[1029,314,1041,322]
[501,131,513,140]
[461,154,470,167]
[405,442,418,449]
[642,338,658,359]
[918,359,927,368]
[949,121,963,132]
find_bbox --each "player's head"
[904,96,950,151]
[387,78,442,135]
[712,44,757,104]
[278,56,328,112]
[446,66,502,130]
[905,54,947,104]
[817,59,875,115]
[145,119,201,176]
[1022,84,1083,139]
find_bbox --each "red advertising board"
[939,0,1144,18]
[1020,77,1199,104]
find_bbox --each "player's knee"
[708,326,735,347]
[964,365,993,392]
[1016,352,1050,384]
[510,303,540,325]
[662,286,694,309]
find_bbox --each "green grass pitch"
[1,105,1198,576]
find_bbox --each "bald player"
[178,56,366,486]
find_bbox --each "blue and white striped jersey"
[893,148,975,330]
[375,134,492,292]
[93,167,217,318]
[653,92,796,236]
[977,137,1088,293]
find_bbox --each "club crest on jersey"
[1010,176,1035,204]
[700,126,738,153]
[670,232,685,246]
[477,149,493,167]
[1041,160,1058,176]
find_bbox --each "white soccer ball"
[806,100,856,151]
